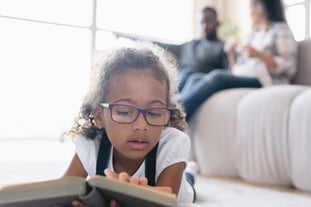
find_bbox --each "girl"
[60,42,195,206]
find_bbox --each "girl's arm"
[155,162,185,195]
[63,153,88,177]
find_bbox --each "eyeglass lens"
[111,104,170,126]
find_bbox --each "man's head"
[200,7,219,40]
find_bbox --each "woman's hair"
[251,0,286,22]
[62,42,187,140]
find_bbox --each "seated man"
[114,6,228,91]
[153,7,228,91]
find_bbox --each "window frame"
[285,0,311,40]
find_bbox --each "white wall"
[221,0,251,40]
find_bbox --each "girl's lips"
[128,139,148,150]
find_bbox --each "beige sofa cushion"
[236,85,307,186]
[289,89,311,191]
[187,88,254,177]
[188,85,311,191]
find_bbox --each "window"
[284,0,311,40]
[0,0,93,26]
[0,0,193,140]
[0,0,195,184]
[95,0,193,50]
[0,1,92,140]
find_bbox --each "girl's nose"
[132,112,149,131]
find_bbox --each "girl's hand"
[53,199,120,207]
[104,169,148,186]
[104,169,173,194]
[71,199,120,207]
[71,200,86,207]
[147,185,173,194]
[52,200,87,207]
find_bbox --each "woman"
[179,0,297,120]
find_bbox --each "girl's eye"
[147,111,162,118]
[116,110,132,116]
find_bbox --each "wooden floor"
[194,175,311,207]
[0,139,74,185]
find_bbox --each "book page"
[87,175,178,207]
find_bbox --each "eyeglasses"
[100,103,173,126]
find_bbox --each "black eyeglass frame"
[99,103,174,126]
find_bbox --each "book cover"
[0,175,178,207]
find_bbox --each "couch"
[186,38,311,206]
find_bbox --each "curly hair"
[61,42,187,140]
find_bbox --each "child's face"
[96,69,168,162]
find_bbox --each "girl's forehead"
[111,68,164,83]
[105,69,168,104]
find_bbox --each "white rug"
[1,139,311,207]
[194,175,311,207]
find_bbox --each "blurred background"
[0,0,309,185]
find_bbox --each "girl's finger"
[129,176,140,185]
[138,177,148,186]
[71,200,87,207]
[118,172,130,182]
[110,199,120,207]
[104,169,118,179]
[150,186,173,193]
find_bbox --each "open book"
[0,175,178,207]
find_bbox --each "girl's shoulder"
[156,127,191,172]
[161,126,190,138]
[159,127,190,145]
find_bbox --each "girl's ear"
[92,105,105,129]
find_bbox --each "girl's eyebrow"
[112,99,166,106]
[149,100,167,106]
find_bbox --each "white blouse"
[233,22,298,85]
[74,127,194,203]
